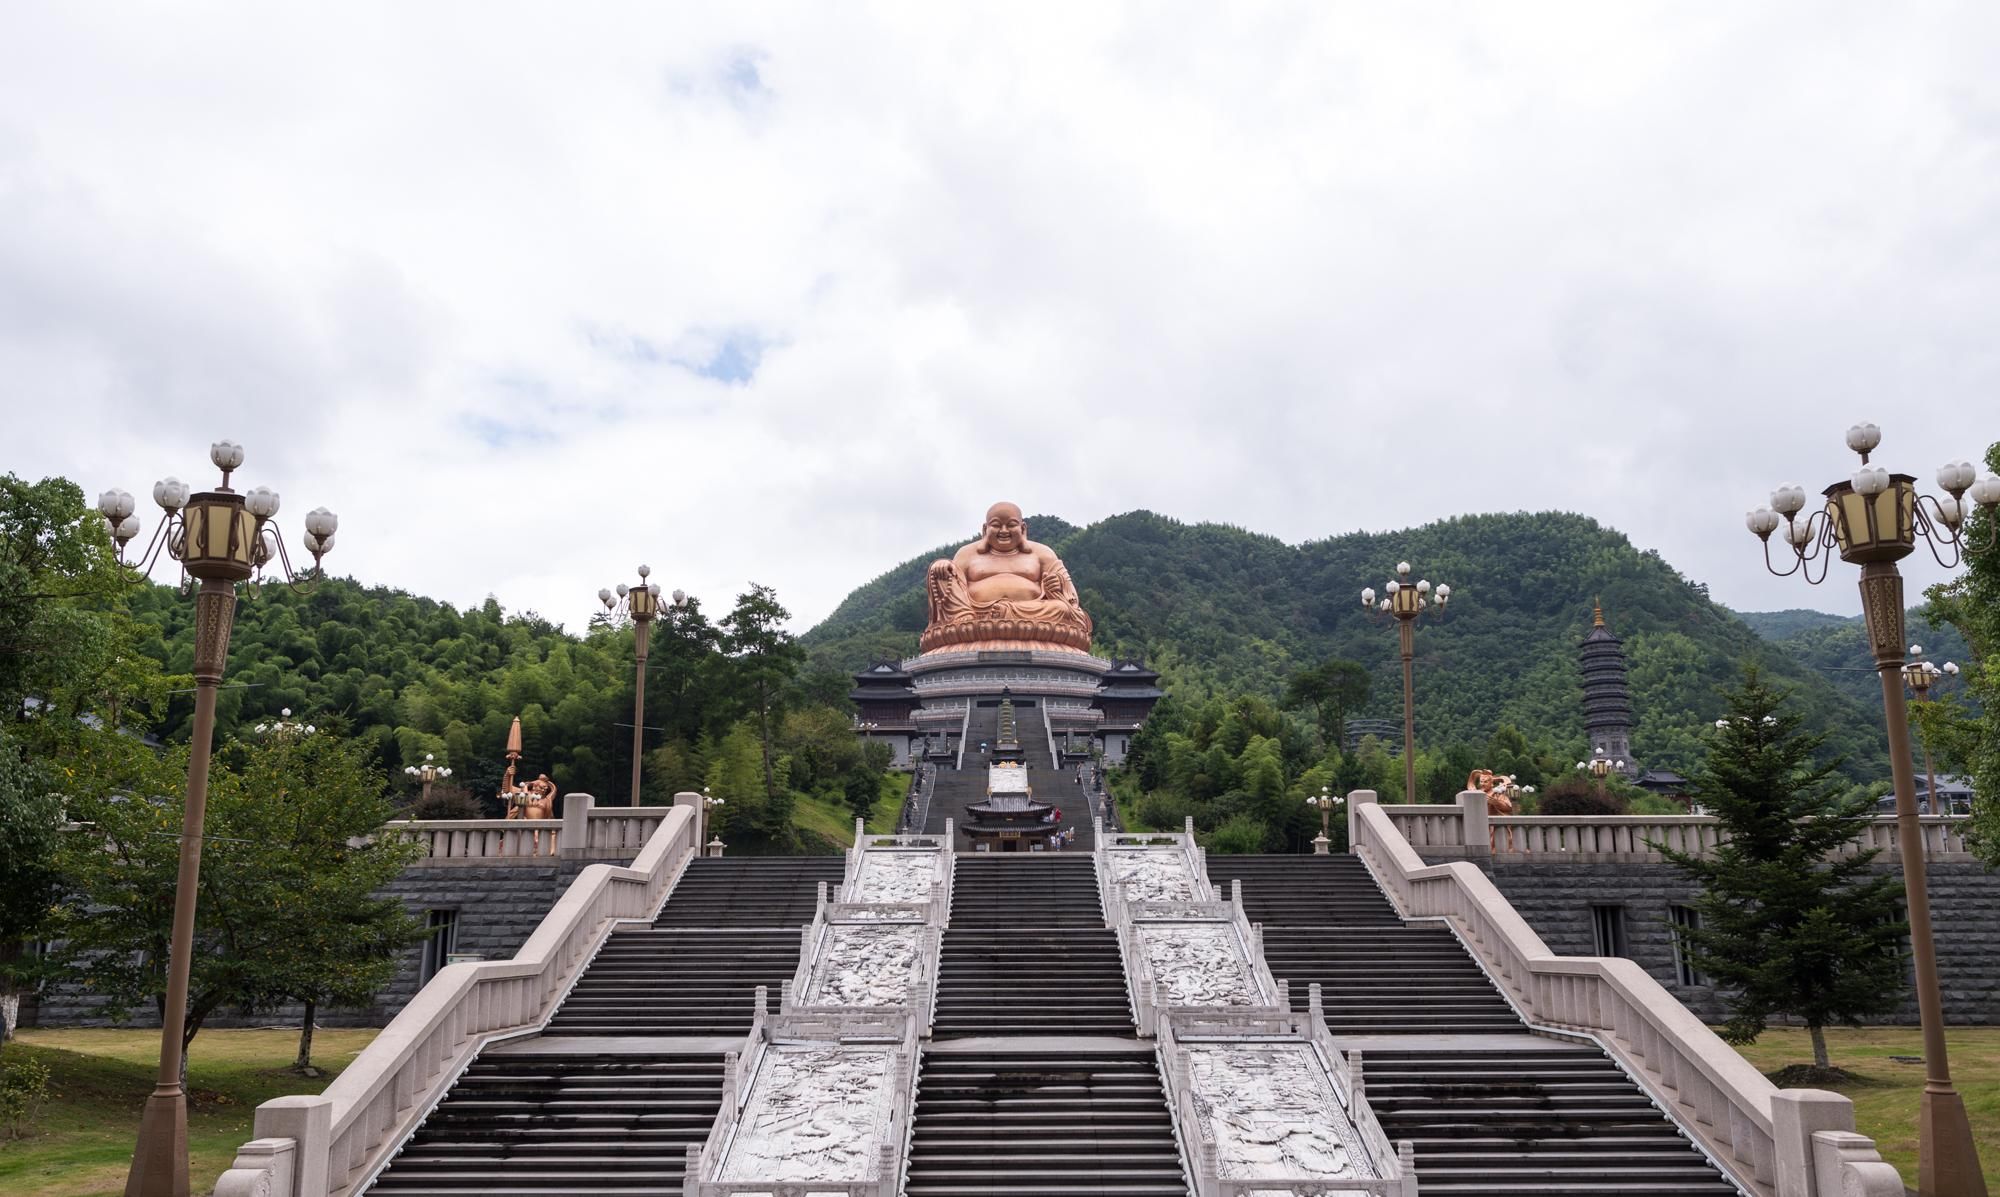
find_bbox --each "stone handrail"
[1158,1005,1417,1197]
[687,992,916,1197]
[1380,798,1972,863]
[1094,815,1213,926]
[216,794,702,1197]
[383,818,562,861]
[847,821,956,905]
[379,795,684,863]
[1350,791,1904,1197]
[1379,803,1466,851]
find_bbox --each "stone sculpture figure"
[922,501,1093,653]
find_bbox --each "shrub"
[0,1055,49,1139]
[410,783,486,821]
[1206,814,1270,854]
[1131,790,1199,833]
[1536,776,1630,816]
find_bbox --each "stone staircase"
[910,854,1190,1196]
[908,1049,1186,1197]
[363,855,842,1197]
[1216,855,1518,1035]
[924,695,1091,846]
[1211,854,1740,1196]
[933,855,1134,1037]
[365,1053,722,1196]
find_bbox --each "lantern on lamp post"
[100,441,337,1197]
[1362,563,1453,805]
[1902,646,1961,816]
[404,754,454,807]
[1743,422,1998,1195]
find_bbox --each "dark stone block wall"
[27,859,595,1031]
[1458,855,2000,1026]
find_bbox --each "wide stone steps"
[934,858,1135,1038]
[1210,855,1739,1195]
[907,1051,1187,1197]
[366,1055,723,1197]
[648,855,846,928]
[545,928,805,1036]
[362,857,844,1197]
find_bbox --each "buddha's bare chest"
[965,552,1040,583]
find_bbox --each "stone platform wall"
[25,859,593,1032]
[1458,855,2000,1025]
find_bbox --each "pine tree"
[1659,668,1908,1072]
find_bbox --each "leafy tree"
[1658,670,1908,1071]
[1923,440,2000,865]
[50,726,421,1073]
[0,731,60,1045]
[0,474,170,1044]
[1283,658,1370,754]
[722,584,805,816]
[1537,775,1629,816]
[705,721,774,843]
[222,725,424,1073]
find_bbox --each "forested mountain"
[117,578,861,827]
[1734,607,1974,713]
[1733,609,1860,640]
[806,510,1892,780]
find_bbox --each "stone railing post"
[560,792,594,859]
[673,790,703,848]
[1772,1088,1856,1197]
[1457,790,1490,858]
[249,1094,332,1197]
[1346,789,1378,850]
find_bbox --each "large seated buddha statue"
[922,502,1094,654]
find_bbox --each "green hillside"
[1735,607,1974,713]
[805,510,1892,781]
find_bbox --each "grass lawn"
[789,774,907,847]
[0,1028,378,1197]
[1729,1026,2000,1190]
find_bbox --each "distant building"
[1875,774,1974,817]
[1342,717,1403,755]
[1580,600,1639,779]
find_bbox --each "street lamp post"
[1576,753,1626,801]
[1361,563,1452,804]
[99,441,336,1197]
[1744,422,1999,1196]
[599,568,688,806]
[403,754,453,807]
[1306,784,1336,854]
[1903,646,1960,816]
[701,787,726,847]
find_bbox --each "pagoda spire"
[1579,602,1638,778]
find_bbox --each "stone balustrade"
[214,793,703,1197]
[1376,795,1971,863]
[1095,819,1417,1195]
[383,794,677,864]
[1351,791,1905,1197]
[686,824,944,1197]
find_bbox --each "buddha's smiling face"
[983,503,1025,552]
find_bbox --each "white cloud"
[4,3,1998,631]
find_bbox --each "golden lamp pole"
[404,754,453,806]
[1745,422,1999,1196]
[1577,753,1625,800]
[1306,784,1336,854]
[1361,563,1452,804]
[599,568,688,806]
[99,441,337,1197]
[1902,646,1959,816]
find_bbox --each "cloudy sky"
[6,4,1998,630]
